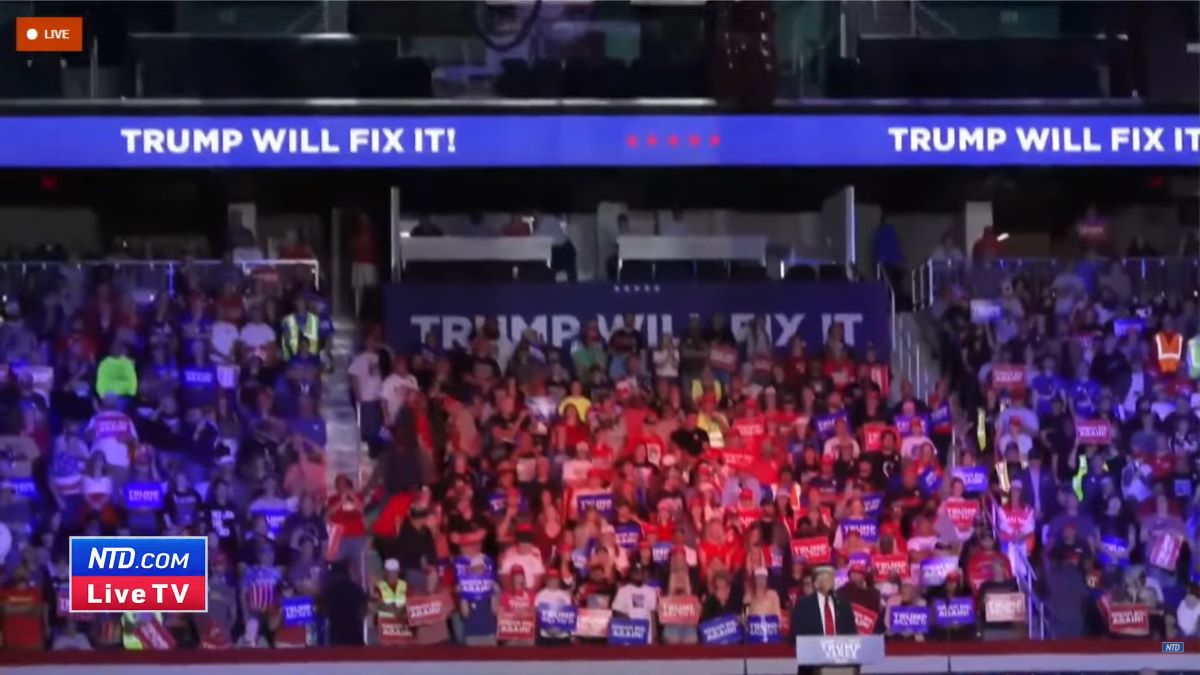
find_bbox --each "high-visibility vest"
[281,312,320,359]
[376,579,408,619]
[122,611,162,650]
[1155,332,1183,374]
[1188,336,1200,379]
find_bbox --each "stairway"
[322,317,368,490]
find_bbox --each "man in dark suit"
[791,566,859,675]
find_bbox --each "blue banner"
[123,481,164,510]
[1099,536,1131,568]
[7,477,37,500]
[699,615,743,645]
[745,614,781,644]
[919,468,943,496]
[453,555,495,578]
[576,492,615,520]
[894,414,931,438]
[252,508,290,535]
[537,604,578,633]
[614,523,642,551]
[7,115,1196,167]
[456,569,495,601]
[386,283,891,360]
[814,411,849,439]
[953,466,990,494]
[888,606,930,634]
[840,519,879,543]
[281,596,316,627]
[608,617,651,646]
[861,493,883,516]
[651,542,673,565]
[933,597,976,627]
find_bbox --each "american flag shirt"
[242,565,282,613]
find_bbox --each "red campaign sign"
[496,609,536,641]
[1147,531,1184,570]
[851,603,878,635]
[751,355,773,374]
[870,553,909,580]
[722,448,757,470]
[862,423,891,452]
[1106,604,1150,636]
[134,618,178,650]
[943,498,980,531]
[709,344,739,372]
[406,592,452,627]
[658,596,701,626]
[198,618,232,649]
[1000,508,1033,540]
[984,592,1027,623]
[378,617,414,646]
[991,364,1026,390]
[1074,419,1112,444]
[790,537,832,565]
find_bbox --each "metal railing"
[0,258,321,301]
[911,256,1200,309]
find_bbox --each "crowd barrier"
[3,640,1197,674]
[0,258,321,298]
[911,256,1200,309]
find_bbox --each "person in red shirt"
[1,567,45,650]
[327,474,367,562]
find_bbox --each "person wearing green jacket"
[96,341,138,398]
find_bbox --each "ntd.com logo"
[69,537,207,613]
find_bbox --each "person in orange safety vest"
[1154,317,1184,375]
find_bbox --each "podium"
[794,635,884,675]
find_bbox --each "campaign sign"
[497,609,537,641]
[133,617,177,650]
[1075,418,1112,444]
[388,283,891,361]
[1113,317,1144,338]
[1148,531,1184,570]
[920,556,960,587]
[253,508,290,535]
[889,606,930,634]
[456,570,494,601]
[577,492,615,519]
[970,299,1002,324]
[573,608,612,638]
[658,596,701,626]
[281,596,316,627]
[652,541,673,565]
[840,519,879,543]
[983,592,1026,623]
[894,414,930,438]
[1107,604,1150,636]
[406,592,452,626]
[933,597,976,627]
[862,423,889,452]
[791,537,833,565]
[614,522,642,551]
[69,536,208,612]
[919,468,942,496]
[709,344,739,372]
[852,603,879,635]
[537,604,578,633]
[746,614,781,644]
[699,615,742,645]
[991,364,1026,391]
[871,553,909,580]
[9,477,38,500]
[378,617,414,646]
[608,617,651,646]
[942,498,981,532]
[123,482,164,510]
[1099,536,1131,567]
[861,493,883,516]
[953,466,990,494]
[814,411,849,439]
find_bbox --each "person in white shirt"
[611,563,658,625]
[500,531,546,586]
[533,569,575,643]
[239,305,276,362]
[1177,584,1200,638]
[348,334,386,440]
[899,421,934,461]
[380,355,419,426]
[210,318,240,364]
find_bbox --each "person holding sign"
[371,559,408,643]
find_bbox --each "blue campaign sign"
[537,604,578,633]
[608,617,651,646]
[7,477,37,500]
[933,597,976,627]
[652,542,673,565]
[814,410,849,439]
[746,614,781,644]
[456,570,495,601]
[0,115,1195,167]
[919,468,943,496]
[614,523,642,551]
[281,596,316,626]
[861,493,883,516]
[840,519,879,543]
[576,492,615,519]
[252,508,290,535]
[953,466,990,494]
[699,615,743,645]
[888,606,930,634]
[386,283,891,359]
[123,482,165,510]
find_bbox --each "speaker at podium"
[794,635,884,675]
